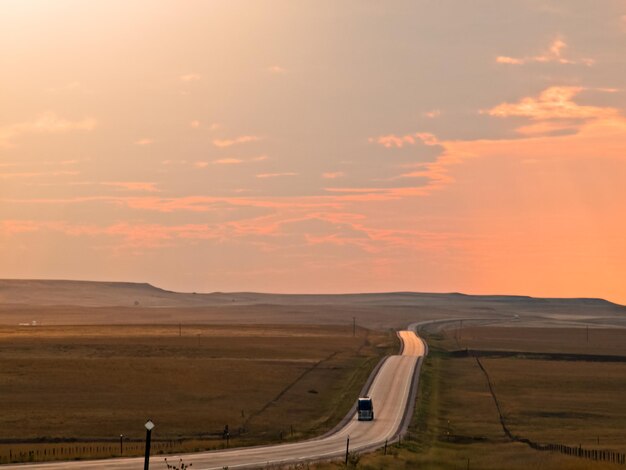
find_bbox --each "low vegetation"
[0,324,396,464]
[314,325,626,469]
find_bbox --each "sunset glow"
[1,1,625,303]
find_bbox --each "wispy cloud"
[368,132,439,148]
[423,110,441,119]
[134,138,154,146]
[162,159,188,165]
[0,112,96,147]
[213,135,261,148]
[194,156,265,167]
[322,172,344,179]
[485,86,618,124]
[100,182,159,192]
[410,87,626,192]
[179,73,201,82]
[0,220,222,248]
[213,158,244,165]
[496,38,594,66]
[268,65,287,74]
[256,172,298,178]
[336,86,626,198]
[0,170,79,179]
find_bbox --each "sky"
[1,1,625,304]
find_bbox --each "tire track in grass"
[242,351,339,430]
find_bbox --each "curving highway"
[3,331,425,470]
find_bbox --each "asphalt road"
[4,330,425,470]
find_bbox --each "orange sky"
[1,1,625,304]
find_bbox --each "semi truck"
[357,397,374,421]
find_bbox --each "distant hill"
[0,279,623,328]
[0,279,623,310]
[0,279,230,307]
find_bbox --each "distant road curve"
[4,331,426,470]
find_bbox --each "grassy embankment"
[314,326,626,470]
[0,324,397,464]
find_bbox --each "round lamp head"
[145,420,155,431]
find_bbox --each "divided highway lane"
[4,331,425,470]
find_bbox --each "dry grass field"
[1,282,625,467]
[0,324,396,464]
[314,325,626,470]
[446,325,626,356]
[483,358,626,451]
[313,354,624,470]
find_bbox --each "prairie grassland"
[443,326,626,356]
[483,358,626,451]
[313,353,623,470]
[436,326,626,452]
[315,326,626,469]
[0,324,396,463]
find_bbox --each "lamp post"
[144,420,155,470]
[120,434,123,455]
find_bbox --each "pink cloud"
[0,112,96,147]
[495,56,524,65]
[322,172,344,179]
[496,38,594,66]
[368,132,439,149]
[0,220,41,235]
[268,65,287,74]
[423,110,442,119]
[407,89,626,193]
[0,170,80,179]
[179,73,201,82]
[213,158,243,165]
[134,138,154,146]
[486,86,619,125]
[0,220,225,248]
[212,135,261,148]
[339,86,626,198]
[100,182,159,192]
[256,172,298,178]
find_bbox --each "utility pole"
[345,436,350,464]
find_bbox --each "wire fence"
[0,440,195,465]
[474,355,626,466]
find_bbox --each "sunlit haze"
[1,1,625,303]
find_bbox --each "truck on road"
[357,397,374,421]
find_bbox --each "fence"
[474,355,626,466]
[0,440,185,465]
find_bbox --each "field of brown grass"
[314,325,626,469]
[313,352,625,470]
[0,324,396,464]
[483,358,626,451]
[446,325,626,356]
